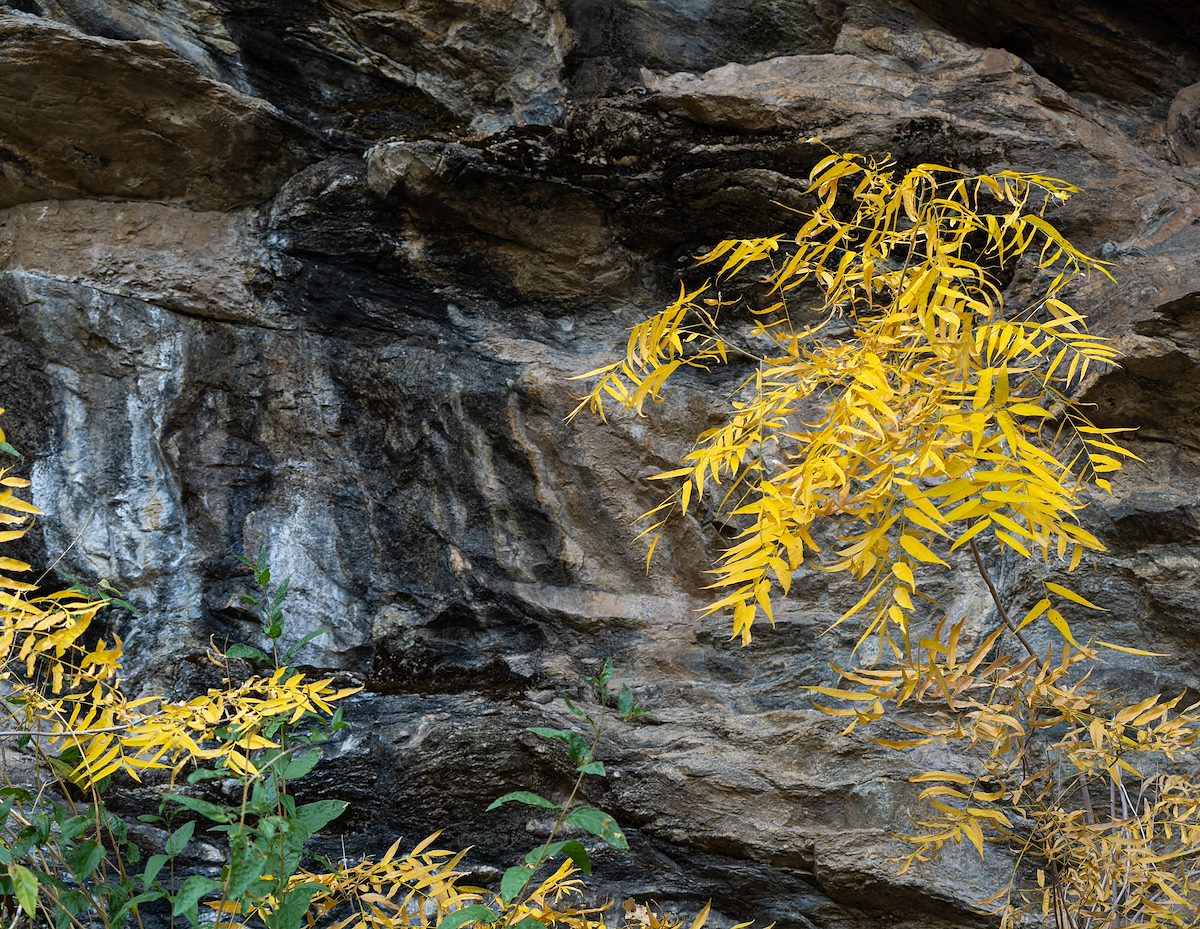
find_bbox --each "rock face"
[2,1,1200,926]
[0,16,316,207]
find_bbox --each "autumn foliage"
[0,413,740,929]
[576,146,1200,927]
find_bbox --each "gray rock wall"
[2,1,1199,926]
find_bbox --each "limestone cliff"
[2,1,1200,926]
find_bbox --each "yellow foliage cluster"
[574,147,1200,927]
[0,438,359,786]
[575,149,1134,651]
[246,839,748,929]
[2,566,358,785]
[256,853,610,929]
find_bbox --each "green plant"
[0,527,364,928]
[485,659,648,912]
[0,411,766,929]
[573,144,1200,927]
[152,553,356,929]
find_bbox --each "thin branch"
[969,538,1040,665]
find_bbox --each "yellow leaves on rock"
[0,415,358,790]
[574,145,1130,655]
[247,833,483,929]
[71,666,363,784]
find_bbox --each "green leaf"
[267,882,320,929]
[162,793,234,823]
[279,748,323,782]
[486,792,559,813]
[576,761,606,776]
[226,643,271,664]
[0,441,19,458]
[617,685,634,718]
[60,814,91,844]
[166,820,195,856]
[271,577,291,609]
[598,658,614,687]
[562,698,591,722]
[437,904,500,929]
[507,920,548,929]
[54,890,89,929]
[500,865,535,904]
[225,831,271,900]
[170,875,221,927]
[527,727,575,742]
[565,807,628,850]
[292,799,347,837]
[529,728,592,766]
[282,628,324,662]
[9,863,37,917]
[68,840,105,880]
[565,734,592,767]
[142,854,169,889]
[524,840,591,875]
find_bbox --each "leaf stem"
[968,538,1040,665]
[517,708,607,906]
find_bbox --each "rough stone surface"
[0,15,316,208]
[1169,81,1200,164]
[3,1,1200,926]
[39,0,571,137]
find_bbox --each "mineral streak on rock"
[1,1,1200,926]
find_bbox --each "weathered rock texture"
[1,1,1199,926]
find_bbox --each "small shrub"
[574,145,1200,927]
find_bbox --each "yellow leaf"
[973,369,993,410]
[647,467,694,481]
[910,771,972,785]
[918,785,967,801]
[1096,640,1167,657]
[870,737,939,750]
[1016,598,1050,632]
[903,506,948,537]
[993,528,1030,558]
[949,517,992,551]
[961,819,985,858]
[1007,403,1052,417]
[899,534,948,568]
[1045,581,1105,611]
[0,492,38,516]
[1046,608,1080,647]
[967,807,1011,827]
[807,686,880,703]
